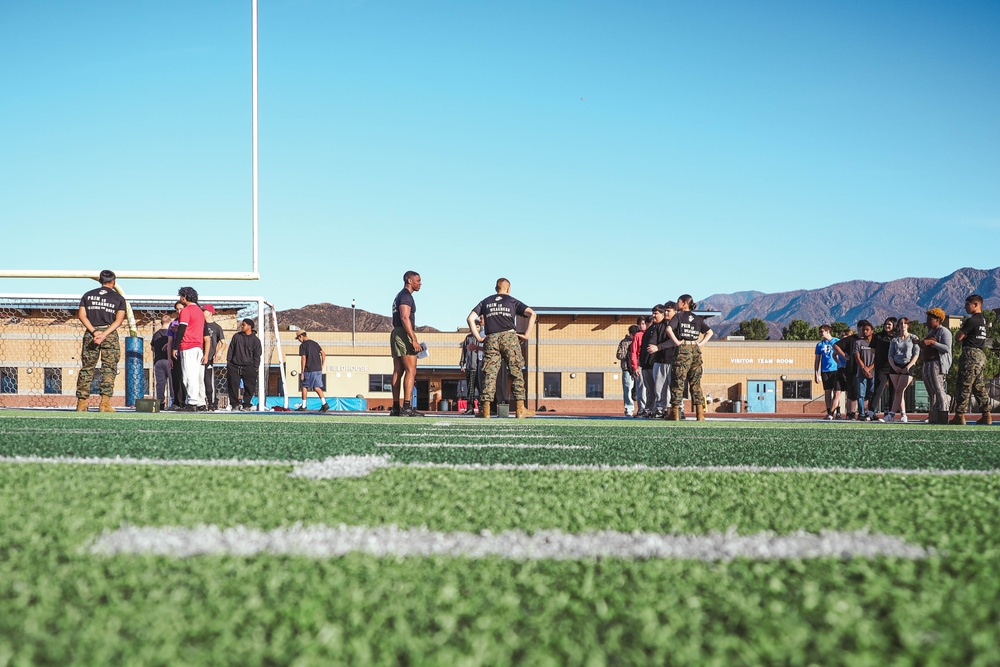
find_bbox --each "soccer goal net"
[0,294,286,410]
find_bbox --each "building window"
[368,374,393,393]
[44,368,62,394]
[543,372,561,398]
[586,372,604,399]
[0,367,18,394]
[782,380,812,400]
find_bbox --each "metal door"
[747,380,776,413]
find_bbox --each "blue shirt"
[815,337,840,373]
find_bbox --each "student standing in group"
[869,317,897,420]
[920,308,953,424]
[616,325,638,417]
[226,318,262,411]
[637,306,663,418]
[460,321,484,415]
[952,294,993,425]
[75,270,126,412]
[833,327,861,419]
[813,324,842,420]
[664,294,714,421]
[645,301,678,419]
[629,317,649,417]
[390,271,423,417]
[171,287,210,411]
[852,320,877,421]
[166,301,186,409]
[295,331,330,412]
[151,313,173,411]
[883,317,920,423]
[467,278,537,419]
[202,304,226,411]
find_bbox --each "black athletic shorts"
[821,371,844,391]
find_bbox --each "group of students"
[813,293,992,424]
[150,288,262,412]
[617,294,715,421]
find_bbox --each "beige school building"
[6,299,967,415]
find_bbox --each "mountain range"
[700,266,1000,338]
[278,267,1000,338]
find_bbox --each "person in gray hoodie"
[919,307,953,424]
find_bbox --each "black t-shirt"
[836,334,859,370]
[668,311,711,342]
[473,294,529,335]
[872,331,892,368]
[205,321,224,361]
[79,287,126,328]
[299,339,324,372]
[392,289,415,329]
[960,313,988,350]
[151,329,169,362]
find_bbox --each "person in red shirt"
[171,286,210,410]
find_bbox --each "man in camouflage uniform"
[951,294,992,425]
[76,270,127,412]
[467,278,537,419]
[664,294,714,421]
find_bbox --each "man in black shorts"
[813,324,843,420]
[390,271,423,417]
[833,326,860,419]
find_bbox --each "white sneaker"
[899,414,908,423]
[880,412,893,423]
[823,414,834,421]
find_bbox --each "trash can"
[733,400,742,413]
[440,399,450,412]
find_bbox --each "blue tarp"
[262,397,367,411]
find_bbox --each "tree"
[737,318,769,340]
[830,322,850,338]
[782,319,818,340]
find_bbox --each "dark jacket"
[227,331,262,368]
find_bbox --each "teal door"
[747,380,776,413]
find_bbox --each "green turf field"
[1,412,998,666]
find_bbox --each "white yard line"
[89,524,934,561]
[398,433,558,439]
[290,456,1000,479]
[374,442,591,450]
[0,455,296,468]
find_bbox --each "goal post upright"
[0,0,260,283]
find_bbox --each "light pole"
[351,299,356,349]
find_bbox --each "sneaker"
[899,414,908,423]
[389,406,401,417]
[823,413,834,421]
[879,412,893,423]
[320,403,329,412]
[295,405,307,411]
[652,409,665,419]
[401,407,424,417]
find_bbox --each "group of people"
[389,271,536,418]
[616,295,715,421]
[814,294,993,424]
[75,271,262,412]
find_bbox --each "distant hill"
[701,266,1000,338]
[277,302,440,333]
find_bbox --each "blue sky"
[2,1,998,330]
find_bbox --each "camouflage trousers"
[481,330,525,402]
[954,347,989,414]
[670,345,704,408]
[76,329,120,399]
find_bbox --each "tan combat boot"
[696,405,706,421]
[949,413,965,426]
[516,404,535,419]
[977,412,993,425]
[76,398,89,412]
[479,401,491,419]
[99,397,116,413]
[666,406,680,421]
